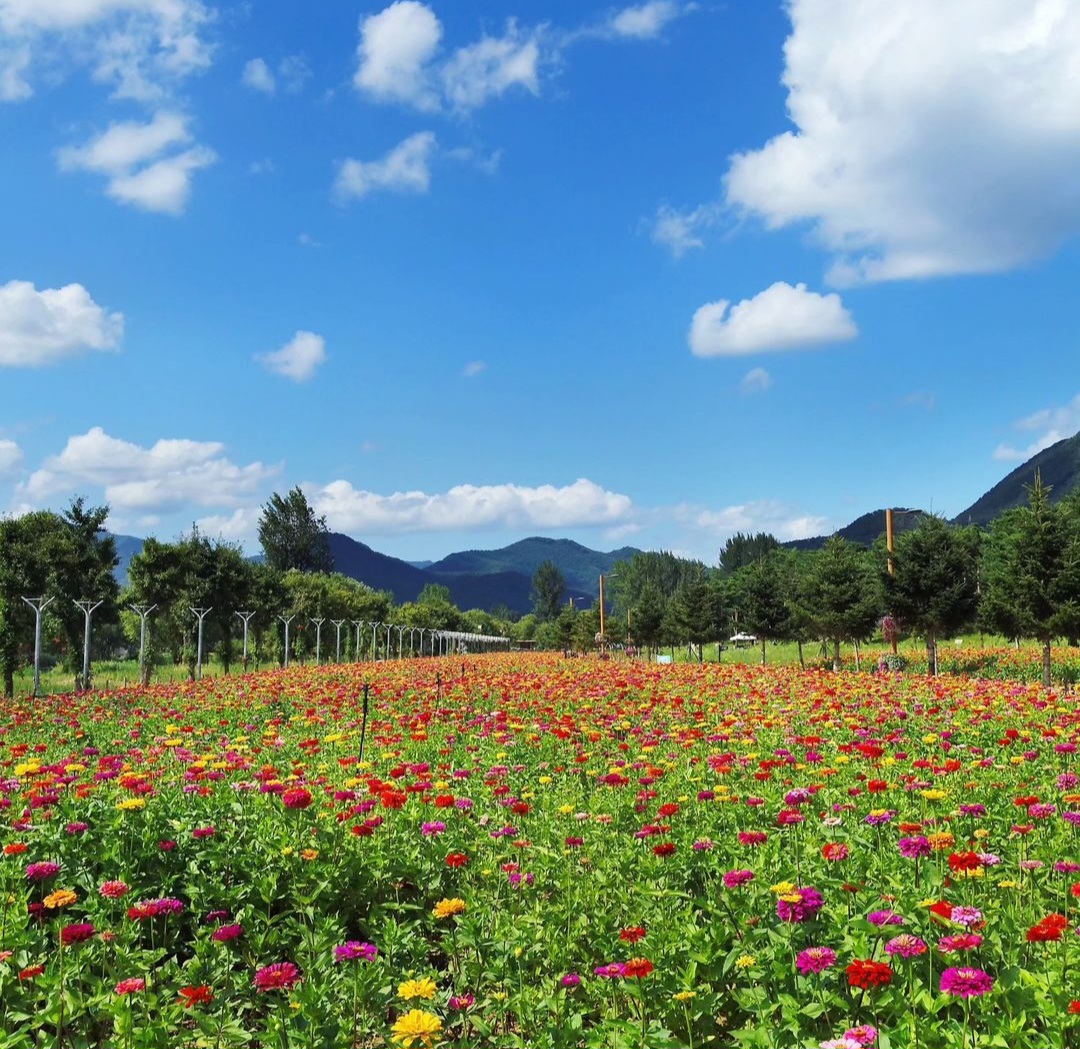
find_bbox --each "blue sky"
[3,0,1080,563]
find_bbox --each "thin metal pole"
[74,599,104,690]
[235,611,256,671]
[372,622,380,660]
[359,683,370,762]
[385,623,391,661]
[130,604,156,683]
[20,597,54,697]
[190,607,212,680]
[353,620,363,662]
[332,620,345,663]
[278,614,295,668]
[312,618,325,664]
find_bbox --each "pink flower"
[282,788,312,810]
[26,861,60,882]
[254,961,301,992]
[940,967,993,998]
[722,869,754,889]
[115,978,145,995]
[213,924,244,942]
[796,946,837,974]
[99,880,129,899]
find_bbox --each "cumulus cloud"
[354,2,542,113]
[440,24,540,111]
[310,478,634,534]
[335,131,437,201]
[994,393,1080,462]
[462,360,486,378]
[0,0,213,103]
[58,110,215,214]
[256,331,327,382]
[20,426,278,513]
[725,0,1080,284]
[194,506,262,543]
[609,1,685,39]
[0,280,123,367]
[739,367,772,395]
[689,281,856,357]
[0,439,22,477]
[649,202,720,258]
[242,57,275,94]
[674,499,829,545]
[354,0,443,110]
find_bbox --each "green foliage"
[718,531,780,574]
[257,486,332,573]
[530,561,566,623]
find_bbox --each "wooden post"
[885,509,897,655]
[598,575,605,642]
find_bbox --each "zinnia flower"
[254,962,301,992]
[99,880,129,899]
[940,966,993,998]
[334,941,377,963]
[776,886,824,923]
[622,957,654,978]
[213,923,243,942]
[433,898,466,919]
[398,977,438,1000]
[885,934,927,958]
[115,978,145,995]
[796,946,838,974]
[282,787,312,810]
[179,985,214,1008]
[60,923,95,944]
[26,861,60,882]
[846,959,893,989]
[391,1009,442,1048]
[43,889,77,910]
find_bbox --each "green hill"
[953,433,1080,527]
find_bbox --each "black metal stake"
[436,672,442,701]
[359,683,370,763]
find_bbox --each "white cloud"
[725,0,1080,283]
[739,367,772,395]
[58,111,215,214]
[675,499,829,544]
[609,1,684,40]
[249,158,274,175]
[335,131,437,202]
[354,2,543,113]
[242,57,275,94]
[194,505,262,543]
[689,281,856,357]
[441,24,540,112]
[354,0,442,111]
[994,393,1080,462]
[0,0,213,103]
[256,331,327,382]
[0,439,22,477]
[649,202,719,258]
[463,360,486,378]
[0,280,123,367]
[311,477,634,534]
[297,232,321,248]
[20,426,278,513]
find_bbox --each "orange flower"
[43,889,77,910]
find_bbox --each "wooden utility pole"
[598,574,605,640]
[885,509,897,655]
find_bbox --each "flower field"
[3,655,1080,1048]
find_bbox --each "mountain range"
[786,432,1080,551]
[110,532,638,615]
[108,432,1080,608]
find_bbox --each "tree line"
[3,475,1078,694]
[600,475,1080,687]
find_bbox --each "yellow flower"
[116,798,146,811]
[779,893,804,904]
[391,1009,442,1048]
[770,880,796,896]
[558,805,574,815]
[920,789,947,801]
[973,828,990,840]
[433,898,466,920]
[398,978,437,1001]
[735,955,756,970]
[673,990,696,1002]
[997,880,1019,889]
[44,889,78,909]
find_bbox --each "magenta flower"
[333,941,377,963]
[938,933,983,953]
[940,966,993,998]
[449,993,475,1010]
[723,869,754,889]
[213,923,244,942]
[421,821,446,836]
[845,1025,878,1047]
[885,934,927,958]
[898,836,931,859]
[776,886,824,923]
[867,910,905,927]
[115,978,145,995]
[25,861,60,882]
[562,972,581,988]
[796,946,838,974]
[254,961,301,992]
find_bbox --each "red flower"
[619,925,647,943]
[846,959,893,990]
[622,957,654,978]
[948,851,982,873]
[657,803,680,817]
[282,788,312,810]
[1028,915,1069,942]
[652,843,676,858]
[19,965,45,981]
[179,985,214,1009]
[929,900,954,922]
[445,853,469,868]
[434,794,455,808]
[1069,1001,1080,1015]
[822,842,849,862]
